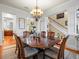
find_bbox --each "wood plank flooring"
[3,36,16,47]
[0,46,2,59]
[0,36,16,59]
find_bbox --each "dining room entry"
[2,13,16,47]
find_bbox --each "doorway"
[2,13,16,47]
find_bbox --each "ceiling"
[0,0,70,13]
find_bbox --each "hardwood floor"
[0,46,2,59]
[0,36,16,59]
[3,36,16,47]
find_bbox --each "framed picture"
[18,18,25,29]
[56,13,64,19]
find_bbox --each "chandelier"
[30,0,43,19]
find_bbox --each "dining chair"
[48,32,55,40]
[23,31,30,38]
[13,33,38,59]
[40,31,46,38]
[23,31,31,47]
[45,35,69,59]
[48,40,61,53]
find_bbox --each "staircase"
[48,17,68,35]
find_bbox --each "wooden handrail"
[65,47,79,54]
[48,17,67,29]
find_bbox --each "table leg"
[36,48,45,59]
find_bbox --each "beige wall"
[50,12,68,28]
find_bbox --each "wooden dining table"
[29,39,57,48]
[25,37,61,59]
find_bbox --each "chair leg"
[15,47,17,53]
[15,48,17,54]
[33,55,38,59]
[17,50,22,59]
[43,50,45,59]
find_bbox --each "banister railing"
[48,17,67,35]
[48,17,67,29]
[65,47,79,54]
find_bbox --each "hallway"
[3,36,16,47]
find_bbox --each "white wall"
[0,4,30,45]
[40,17,48,31]
[45,0,79,16]
[0,4,30,18]
[29,17,48,36]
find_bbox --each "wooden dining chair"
[13,33,19,54]
[45,35,69,59]
[23,31,30,38]
[13,33,38,59]
[48,32,55,38]
[48,32,55,41]
[40,31,46,38]
[22,31,31,47]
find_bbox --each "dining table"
[24,37,61,59]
